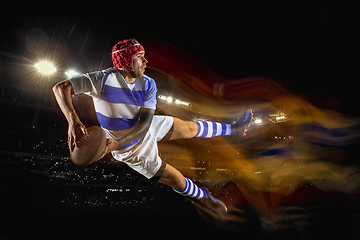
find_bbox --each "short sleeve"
[69,71,104,99]
[142,76,157,110]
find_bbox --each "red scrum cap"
[112,39,145,72]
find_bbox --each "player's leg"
[169,118,198,140]
[157,164,186,190]
[157,163,227,213]
[151,115,228,213]
[170,109,253,140]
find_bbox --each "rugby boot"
[196,188,228,214]
[231,109,253,136]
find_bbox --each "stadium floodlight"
[65,69,80,78]
[254,119,262,124]
[35,61,56,75]
[175,99,190,107]
[158,95,167,101]
[166,96,173,103]
[158,95,191,108]
[276,116,286,121]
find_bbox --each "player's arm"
[52,79,88,152]
[98,108,154,157]
[117,108,155,149]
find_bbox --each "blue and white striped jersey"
[69,68,157,149]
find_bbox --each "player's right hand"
[68,119,88,152]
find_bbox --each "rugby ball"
[70,126,106,166]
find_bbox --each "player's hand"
[96,139,119,161]
[97,145,109,161]
[68,119,88,152]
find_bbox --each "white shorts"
[111,115,173,179]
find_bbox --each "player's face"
[133,52,148,77]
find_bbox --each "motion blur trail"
[144,40,360,236]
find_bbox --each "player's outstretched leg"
[171,109,253,140]
[158,164,227,214]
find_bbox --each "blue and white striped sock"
[194,121,232,138]
[173,177,206,199]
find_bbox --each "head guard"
[112,39,145,72]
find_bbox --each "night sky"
[0,6,356,103]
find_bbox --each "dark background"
[0,6,358,239]
[1,5,357,102]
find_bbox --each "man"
[53,39,253,214]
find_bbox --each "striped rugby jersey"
[69,68,157,149]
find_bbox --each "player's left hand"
[97,138,119,161]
